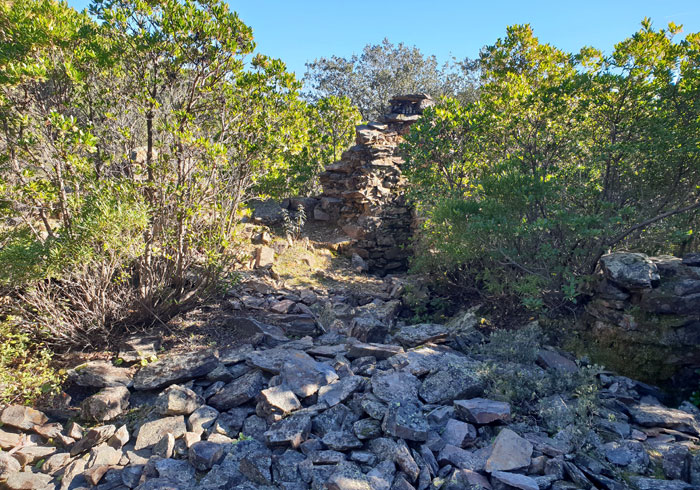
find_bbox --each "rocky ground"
[1,308,700,489]
[1,226,700,490]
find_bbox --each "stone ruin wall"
[316,94,434,274]
[583,251,700,391]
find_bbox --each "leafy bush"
[0,0,324,347]
[0,315,64,405]
[402,22,700,311]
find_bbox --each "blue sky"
[66,0,700,78]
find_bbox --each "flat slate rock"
[485,428,533,472]
[491,471,539,490]
[67,360,134,388]
[0,405,48,431]
[133,351,218,390]
[208,370,266,411]
[246,349,315,374]
[629,404,700,435]
[318,375,364,407]
[371,371,420,403]
[347,342,404,360]
[134,416,186,450]
[455,398,511,425]
[118,335,161,363]
[393,323,450,347]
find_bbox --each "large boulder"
[600,252,660,290]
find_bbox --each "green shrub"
[402,22,700,311]
[0,316,64,405]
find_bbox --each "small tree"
[304,38,477,120]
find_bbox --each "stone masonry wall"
[583,251,700,389]
[317,94,434,274]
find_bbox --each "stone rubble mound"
[1,322,700,490]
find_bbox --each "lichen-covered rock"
[382,400,429,442]
[600,252,660,289]
[393,323,450,347]
[264,414,312,448]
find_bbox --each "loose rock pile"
[584,252,700,387]
[2,316,700,490]
[318,94,434,274]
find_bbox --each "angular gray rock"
[382,400,429,441]
[81,385,130,421]
[70,424,116,456]
[442,418,477,448]
[258,384,301,420]
[393,323,450,347]
[188,405,219,434]
[155,384,204,415]
[600,252,660,289]
[247,349,315,374]
[240,451,273,484]
[347,342,404,360]
[264,414,312,448]
[0,405,48,430]
[322,430,363,451]
[189,440,224,471]
[419,366,484,404]
[629,477,697,490]
[279,356,338,397]
[485,428,533,472]
[629,404,700,435]
[133,351,218,390]
[134,416,186,450]
[454,398,511,424]
[208,369,266,410]
[371,370,419,403]
[327,461,373,490]
[318,375,364,407]
[491,471,539,490]
[536,350,578,373]
[67,360,133,388]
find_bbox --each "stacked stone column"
[317,94,434,274]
